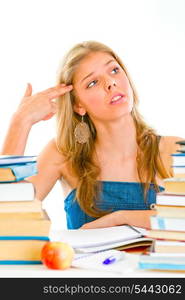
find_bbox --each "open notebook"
[50,225,153,253]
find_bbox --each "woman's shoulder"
[37,138,69,177]
[41,138,78,186]
[159,135,184,154]
[39,138,66,162]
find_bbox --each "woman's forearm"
[0,113,32,155]
[81,209,157,229]
[117,209,157,229]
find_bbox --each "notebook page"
[76,237,152,253]
[72,249,127,274]
[50,225,143,248]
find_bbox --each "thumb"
[42,112,55,121]
[24,83,32,97]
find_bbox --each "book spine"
[150,216,185,231]
[0,236,49,241]
[0,260,42,264]
[9,162,38,181]
[138,262,185,270]
[171,153,185,156]
[0,156,37,165]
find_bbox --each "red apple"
[41,241,74,270]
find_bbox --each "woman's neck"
[94,114,138,159]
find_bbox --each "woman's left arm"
[81,136,185,230]
[81,209,156,229]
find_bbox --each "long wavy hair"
[56,40,172,218]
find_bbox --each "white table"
[0,253,185,278]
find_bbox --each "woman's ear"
[73,101,86,116]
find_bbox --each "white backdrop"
[0,0,185,229]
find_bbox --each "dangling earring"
[74,114,90,144]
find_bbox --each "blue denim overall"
[64,181,165,229]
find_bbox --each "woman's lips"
[109,94,127,105]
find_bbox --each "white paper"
[49,225,145,249]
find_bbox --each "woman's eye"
[87,80,97,88]
[111,67,119,74]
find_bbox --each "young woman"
[1,41,183,229]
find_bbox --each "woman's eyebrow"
[80,59,115,83]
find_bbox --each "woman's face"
[73,51,134,122]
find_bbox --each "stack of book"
[0,155,37,201]
[0,156,51,264]
[138,142,185,271]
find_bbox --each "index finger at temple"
[45,85,73,99]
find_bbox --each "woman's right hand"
[0,83,73,155]
[15,83,73,125]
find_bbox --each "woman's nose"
[106,79,117,91]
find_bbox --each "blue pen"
[102,252,125,265]
[102,256,117,265]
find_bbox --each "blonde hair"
[56,40,172,218]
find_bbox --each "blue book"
[138,254,185,271]
[0,260,42,264]
[0,156,37,165]
[0,236,49,240]
[0,162,38,182]
[139,262,185,270]
[171,153,185,156]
